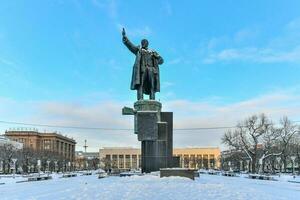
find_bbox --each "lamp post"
[259,158,263,174]
[26,157,30,174]
[47,160,51,174]
[54,161,58,173]
[246,160,250,173]
[68,162,71,172]
[276,157,281,176]
[62,160,66,173]
[240,160,243,172]
[228,161,232,171]
[0,160,3,173]
[11,158,17,179]
[72,162,75,172]
[291,156,296,175]
[37,160,41,177]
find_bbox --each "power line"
[0,120,236,131]
[0,120,131,131]
[0,119,299,132]
[175,126,236,130]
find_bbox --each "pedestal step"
[160,168,196,180]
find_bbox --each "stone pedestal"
[160,168,196,180]
[123,100,175,173]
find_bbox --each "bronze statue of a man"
[122,28,164,100]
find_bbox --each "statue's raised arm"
[122,28,139,55]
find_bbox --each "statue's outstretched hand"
[122,28,126,37]
[122,28,128,43]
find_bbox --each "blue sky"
[1,0,300,151]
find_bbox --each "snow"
[0,173,300,200]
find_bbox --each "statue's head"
[141,39,149,49]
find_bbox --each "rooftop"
[5,127,76,143]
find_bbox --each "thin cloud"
[91,0,118,19]
[0,57,15,66]
[1,89,300,151]
[163,1,172,16]
[168,58,182,65]
[161,81,175,89]
[203,46,300,64]
[203,18,300,64]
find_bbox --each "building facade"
[99,147,220,171]
[174,147,221,169]
[5,128,76,161]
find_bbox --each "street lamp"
[0,160,3,173]
[68,162,71,172]
[11,158,17,179]
[228,161,232,171]
[47,160,51,174]
[240,160,243,172]
[72,162,75,172]
[37,160,41,177]
[246,160,250,173]
[291,156,296,175]
[54,161,58,173]
[259,158,263,174]
[276,157,281,176]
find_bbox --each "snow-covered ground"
[0,172,300,200]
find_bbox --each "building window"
[203,155,208,169]
[119,155,124,169]
[44,139,51,150]
[112,155,118,168]
[132,155,137,169]
[196,155,202,169]
[56,141,59,152]
[125,155,131,169]
[210,154,215,169]
[190,155,196,168]
[60,142,64,154]
[184,154,189,168]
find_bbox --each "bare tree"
[0,144,18,173]
[222,114,271,173]
[259,126,282,172]
[19,147,36,173]
[295,138,300,174]
[278,117,299,172]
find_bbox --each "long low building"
[99,147,220,171]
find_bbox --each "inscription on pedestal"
[137,111,158,141]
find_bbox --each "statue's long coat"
[123,37,163,95]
